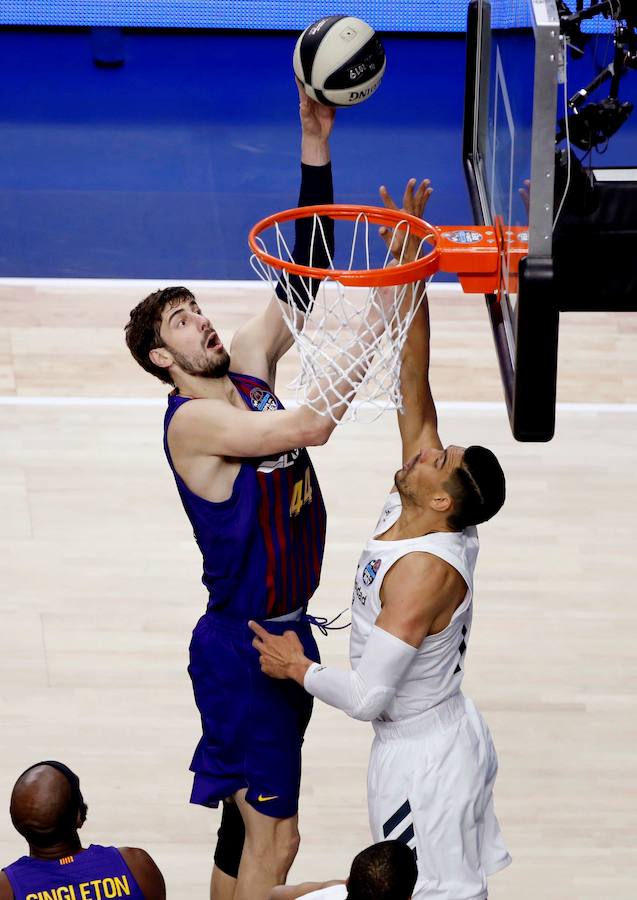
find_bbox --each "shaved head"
[10,762,85,849]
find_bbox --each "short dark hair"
[444,445,506,530]
[124,286,195,385]
[346,841,418,900]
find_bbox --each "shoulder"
[390,548,462,580]
[409,524,479,566]
[167,396,234,439]
[437,526,480,568]
[0,871,14,900]
[118,847,165,899]
[118,846,155,865]
[377,549,468,643]
[382,550,466,605]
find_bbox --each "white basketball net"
[250,211,434,424]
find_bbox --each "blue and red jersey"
[3,844,145,900]
[163,372,327,620]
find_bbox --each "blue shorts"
[188,611,320,821]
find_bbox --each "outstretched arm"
[379,179,442,460]
[249,552,465,722]
[269,880,346,900]
[231,82,335,386]
[168,279,393,459]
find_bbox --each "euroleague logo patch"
[250,387,278,412]
[442,230,484,244]
[362,558,381,586]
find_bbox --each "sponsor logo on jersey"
[380,503,395,524]
[354,582,367,605]
[250,387,279,411]
[257,447,301,474]
[362,558,381,586]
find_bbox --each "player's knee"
[247,821,299,873]
[266,828,299,876]
[275,824,300,869]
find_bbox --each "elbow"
[350,701,386,722]
[349,688,394,722]
[350,708,377,722]
[312,417,333,446]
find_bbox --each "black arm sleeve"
[275,161,335,311]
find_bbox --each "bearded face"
[167,343,231,380]
[153,296,231,383]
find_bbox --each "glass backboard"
[464,0,561,440]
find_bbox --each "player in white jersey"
[268,840,417,900]
[250,179,512,900]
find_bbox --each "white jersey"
[350,492,479,722]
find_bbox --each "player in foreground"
[251,180,512,900]
[125,86,397,900]
[269,840,417,900]
[0,762,165,900]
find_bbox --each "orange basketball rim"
[249,203,528,294]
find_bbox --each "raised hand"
[297,78,335,142]
[378,178,433,263]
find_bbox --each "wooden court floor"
[0,280,636,899]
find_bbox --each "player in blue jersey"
[0,762,165,900]
[125,85,392,900]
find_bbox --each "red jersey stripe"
[256,471,278,615]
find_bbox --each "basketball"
[293,15,386,107]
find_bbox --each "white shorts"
[367,692,511,900]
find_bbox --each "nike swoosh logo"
[257,794,279,802]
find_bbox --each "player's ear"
[430,492,452,514]
[149,347,173,370]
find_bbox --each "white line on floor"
[0,277,465,293]
[0,397,635,413]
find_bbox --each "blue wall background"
[0,1,550,31]
[0,29,473,278]
[0,26,635,278]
